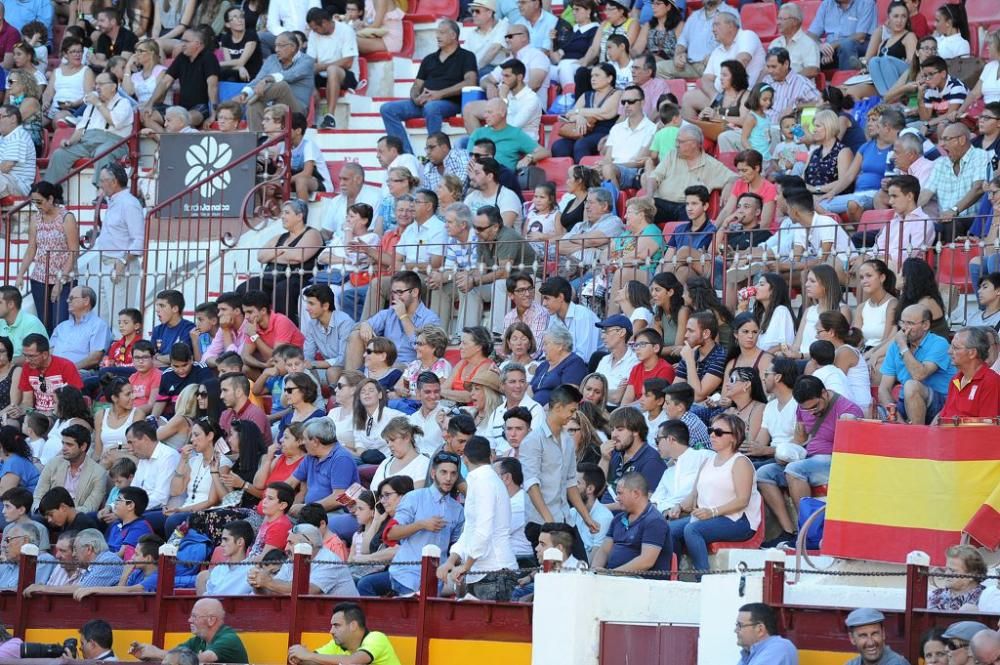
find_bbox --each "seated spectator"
[552,64,622,163]
[251,522,359,596]
[141,28,218,129]
[216,8,262,84]
[297,503,350,562]
[288,602,401,664]
[74,533,164,598]
[41,37,93,124]
[493,456,533,567]
[601,406,666,505]
[132,598,249,663]
[645,124,734,223]
[465,205,535,330]
[929,544,987,610]
[49,286,111,374]
[770,4,820,78]
[529,326,588,406]
[969,274,1000,329]
[751,357,800,462]
[378,21,476,156]
[407,373,445,455]
[594,315,638,406]
[622,329,676,407]
[576,0,638,69]
[938,326,1000,420]
[808,0,877,70]
[808,339,850,396]
[0,428,39,492]
[859,2,917,97]
[915,56,967,137]
[2,487,45,550]
[599,86,656,193]
[0,521,54,589]
[351,379,403,460]
[842,608,909,665]
[917,122,989,242]
[592,471,671,575]
[568,409,604,464]
[758,375,863,548]
[106,485,153,560]
[816,312,871,412]
[879,304,955,424]
[288,419,361,539]
[662,383,710,448]
[38,486,101,537]
[220,373,272,444]
[298,284,354,388]
[320,162,381,241]
[420,133,470,195]
[465,0,510,77]
[150,343,211,419]
[24,527,123,595]
[305,8,358,130]
[91,7,138,70]
[650,418,713,514]
[46,530,81,587]
[197,520,254,596]
[471,45,546,134]
[539,276,600,363]
[931,3,971,59]
[232,31,314,132]
[942,621,994,663]
[735,603,800,664]
[392,325,451,409]
[190,302,220,363]
[150,290,196,367]
[0,103,34,198]
[658,0,738,79]
[97,308,143,379]
[287,112,332,200]
[859,175,934,272]
[568,463,613,563]
[126,420,181,512]
[121,40,168,108]
[501,271,549,355]
[246,481,294,560]
[486,364,542,452]
[33,423,108,513]
[674,311,726,402]
[374,136,422,197]
[202,293,249,369]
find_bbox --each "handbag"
[517,165,548,191]
[558,118,595,139]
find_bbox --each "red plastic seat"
[707,496,766,554]
[327,160,347,189]
[661,220,684,243]
[579,155,602,167]
[919,0,948,25]
[740,2,778,42]
[790,1,822,32]
[857,208,893,237]
[716,151,738,171]
[937,245,982,294]
[400,21,415,58]
[812,484,829,498]
[408,0,459,22]
[966,0,992,28]
[534,157,574,189]
[829,69,859,86]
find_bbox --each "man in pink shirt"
[239,290,305,379]
[202,292,250,369]
[219,373,273,446]
[871,175,934,270]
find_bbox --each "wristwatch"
[249,334,260,343]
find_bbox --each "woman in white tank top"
[43,39,95,122]
[667,413,760,579]
[854,259,899,385]
[94,377,138,459]
[817,311,873,413]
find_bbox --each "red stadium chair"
[535,157,574,189]
[716,151,738,171]
[740,2,778,42]
[38,126,76,169]
[707,496,766,554]
[661,220,683,242]
[937,245,982,295]
[409,0,460,21]
[579,155,602,167]
[919,0,948,25]
[791,1,822,32]
[400,21,415,58]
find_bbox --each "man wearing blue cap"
[942,621,992,665]
[844,608,910,665]
[595,315,638,407]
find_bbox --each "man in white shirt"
[539,276,601,363]
[463,154,522,227]
[438,436,518,600]
[408,373,446,456]
[481,26,548,110]
[649,420,713,515]
[125,420,180,513]
[595,314,639,406]
[769,2,820,78]
[464,58,543,141]
[681,12,765,121]
[749,357,800,462]
[397,188,447,271]
[266,0,320,46]
[569,463,613,563]
[377,135,421,196]
[306,8,359,129]
[658,0,739,79]
[495,457,535,565]
[784,188,852,284]
[319,162,380,240]
[600,85,657,191]
[489,364,545,453]
[465,0,508,73]
[0,104,35,196]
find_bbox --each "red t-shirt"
[129,368,163,407]
[256,456,305,515]
[627,359,676,399]
[258,313,305,350]
[252,514,292,556]
[19,356,83,412]
[940,365,1000,419]
[104,335,140,367]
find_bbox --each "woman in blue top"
[607,197,666,314]
[529,326,589,406]
[0,426,40,494]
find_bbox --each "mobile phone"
[214,438,231,457]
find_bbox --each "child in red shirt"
[622,329,676,406]
[129,340,163,415]
[103,308,143,369]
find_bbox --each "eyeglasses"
[980,115,1000,121]
[621,99,642,105]
[2,535,27,544]
[708,428,733,437]
[364,348,376,355]
[335,382,348,390]
[504,33,525,39]
[629,341,652,349]
[734,621,760,630]
[472,224,492,232]
[948,642,969,652]
[114,497,134,505]
[390,287,416,296]
[512,286,534,295]
[379,490,398,499]
[197,391,209,397]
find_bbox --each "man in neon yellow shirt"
[287,602,401,665]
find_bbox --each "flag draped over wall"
[822,421,1000,565]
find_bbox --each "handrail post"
[762,551,786,607]
[153,544,178,649]
[13,544,39,638]
[415,544,441,665]
[287,542,313,648]
[283,109,293,202]
[904,551,930,665]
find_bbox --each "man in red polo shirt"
[240,290,305,379]
[938,326,1000,420]
[14,333,83,416]
[220,373,273,446]
[620,329,676,407]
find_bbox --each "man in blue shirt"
[591,472,672,576]
[24,528,123,596]
[807,0,877,71]
[0,521,55,590]
[50,286,112,374]
[602,406,667,510]
[385,452,465,595]
[2,0,51,31]
[736,602,799,665]
[345,270,441,369]
[151,289,197,367]
[288,418,360,542]
[879,304,956,425]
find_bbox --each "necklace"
[189,456,212,503]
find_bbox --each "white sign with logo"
[157,132,256,217]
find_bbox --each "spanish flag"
[822,421,1000,565]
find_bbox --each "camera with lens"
[21,638,77,659]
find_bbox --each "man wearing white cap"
[843,608,910,665]
[464,0,509,75]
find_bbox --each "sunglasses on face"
[708,428,733,437]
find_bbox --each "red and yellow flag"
[822,421,1000,565]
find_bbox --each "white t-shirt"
[629,307,654,327]
[793,213,852,260]
[320,184,381,236]
[505,85,543,143]
[595,348,640,397]
[979,60,1000,105]
[293,137,332,189]
[465,18,510,68]
[705,29,766,93]
[370,453,431,490]
[410,405,444,456]
[606,116,657,164]
[812,365,850,397]
[398,216,447,263]
[307,23,360,79]
[353,408,405,456]
[465,186,522,220]
[508,489,534,557]
[936,32,970,59]
[761,396,798,447]
[650,447,714,511]
[757,305,796,351]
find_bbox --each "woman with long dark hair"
[749,273,796,353]
[94,377,138,460]
[895,258,948,338]
[612,280,654,333]
[855,258,899,377]
[723,312,773,389]
[685,276,734,348]
[650,271,687,354]
[722,366,767,451]
[0,425,39,493]
[42,385,94,464]
[354,475,415,596]
[816,311,872,413]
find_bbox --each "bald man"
[878,304,956,425]
[133,599,249,664]
[971,629,1000,665]
[467,98,550,171]
[917,122,990,242]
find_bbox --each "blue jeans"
[339,285,368,322]
[669,514,753,579]
[834,37,868,69]
[30,278,72,333]
[379,98,461,155]
[357,570,414,596]
[869,55,909,95]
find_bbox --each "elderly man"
[142,28,219,128]
[248,524,359,597]
[133,598,249,663]
[0,522,56,590]
[770,4,820,78]
[82,164,146,324]
[943,622,993,665]
[632,55,670,122]
[44,72,134,187]
[511,0,557,50]
[0,104,35,197]
[644,124,734,222]
[465,0,508,75]
[808,0,877,71]
[938,327,1000,420]
[379,21,477,155]
[13,333,82,416]
[874,132,935,210]
[681,12,765,122]
[306,8,359,130]
[462,205,535,331]
[879,304,956,425]
[464,156,523,227]
[760,48,820,125]
[971,630,1000,665]
[126,420,181,512]
[287,419,361,540]
[843,608,908,665]
[421,132,470,192]
[600,85,657,191]
[735,603,798,665]
[465,58,543,140]
[139,105,198,139]
[24,528,123,595]
[917,122,989,241]
[320,162,380,240]
[49,286,112,373]
[236,31,315,132]
[560,188,624,277]
[659,0,739,79]
[469,99,550,172]
[478,26,547,105]
[429,203,477,332]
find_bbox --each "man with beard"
[599,405,667,511]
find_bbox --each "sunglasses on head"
[433,451,461,466]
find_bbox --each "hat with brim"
[606,0,633,11]
[467,368,502,393]
[942,621,991,643]
[845,608,885,629]
[470,0,497,11]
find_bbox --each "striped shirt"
[422,148,470,192]
[0,125,35,194]
[443,230,478,271]
[503,302,550,350]
[764,72,821,124]
[674,341,727,383]
[923,75,968,117]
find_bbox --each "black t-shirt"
[415,47,477,104]
[166,49,222,109]
[219,29,263,79]
[95,28,139,58]
[722,223,772,251]
[155,363,212,415]
[66,511,102,533]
